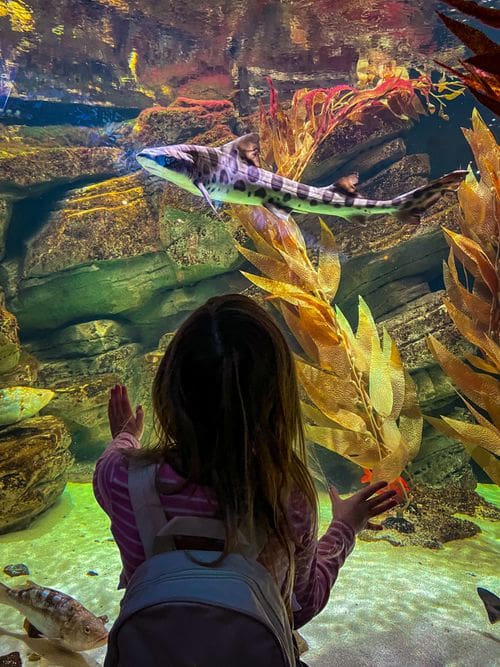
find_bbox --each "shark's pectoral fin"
[194,181,223,218]
[263,202,292,221]
[24,618,44,638]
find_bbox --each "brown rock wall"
[0,415,73,534]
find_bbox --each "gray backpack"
[104,462,297,667]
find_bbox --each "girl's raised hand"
[108,384,144,440]
[329,482,399,534]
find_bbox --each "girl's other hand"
[108,384,144,440]
[329,482,399,534]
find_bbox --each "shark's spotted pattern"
[136,133,467,223]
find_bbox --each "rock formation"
[0,91,480,516]
[0,299,72,534]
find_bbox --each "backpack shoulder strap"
[127,460,269,561]
[127,460,168,558]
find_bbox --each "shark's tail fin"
[391,169,467,223]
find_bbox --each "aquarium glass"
[0,1,499,665]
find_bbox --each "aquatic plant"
[235,211,421,489]
[259,70,463,180]
[436,0,500,115]
[427,110,500,484]
[230,75,442,488]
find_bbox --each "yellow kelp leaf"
[463,109,498,191]
[370,438,409,484]
[462,396,500,433]
[464,352,498,374]
[425,415,461,440]
[442,227,498,296]
[428,335,500,410]
[277,248,321,294]
[467,446,500,485]
[294,304,346,374]
[241,272,329,314]
[318,345,352,379]
[481,335,500,373]
[335,306,368,373]
[317,219,341,300]
[314,339,352,379]
[426,415,500,485]
[443,254,492,327]
[399,370,423,460]
[296,358,358,409]
[443,298,490,351]
[296,301,338,341]
[458,180,497,248]
[383,329,406,420]
[232,206,282,260]
[300,401,339,428]
[304,424,380,466]
[380,418,401,454]
[236,244,293,284]
[484,396,500,431]
[300,371,368,430]
[321,407,369,433]
[270,216,309,264]
[281,304,319,364]
[355,296,379,370]
[369,334,393,418]
[427,416,500,485]
[441,416,500,456]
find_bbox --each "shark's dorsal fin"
[330,173,359,195]
[219,133,261,167]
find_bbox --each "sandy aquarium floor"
[0,483,499,667]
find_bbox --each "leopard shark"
[136,133,467,222]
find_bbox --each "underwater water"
[0,1,499,665]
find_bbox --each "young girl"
[93,294,397,658]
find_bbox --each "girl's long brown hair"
[132,293,318,602]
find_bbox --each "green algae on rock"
[22,174,159,277]
[0,352,38,390]
[125,271,248,346]
[0,146,122,197]
[0,295,20,374]
[26,320,131,360]
[0,199,12,261]
[0,386,55,426]
[34,344,143,459]
[12,176,241,333]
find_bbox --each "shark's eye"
[156,155,175,167]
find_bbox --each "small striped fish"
[136,133,466,222]
[0,580,108,652]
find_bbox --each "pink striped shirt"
[93,432,355,628]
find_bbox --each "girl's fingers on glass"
[369,499,399,516]
[359,481,388,499]
[366,489,397,506]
